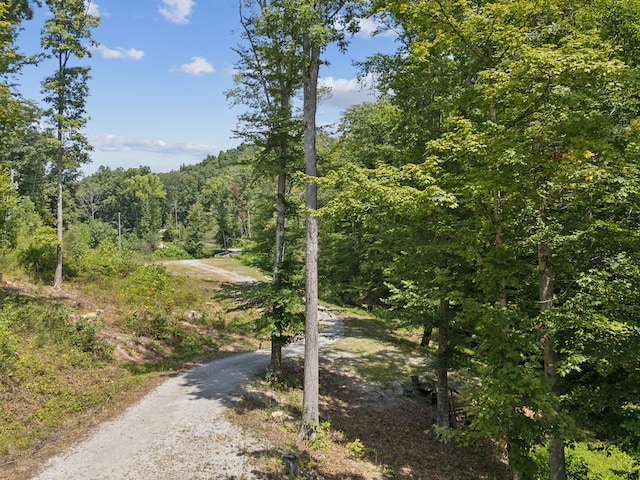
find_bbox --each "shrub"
[125,264,172,304]
[17,226,58,282]
[529,442,637,480]
[122,309,169,339]
[69,319,113,360]
[77,241,134,279]
[345,438,365,457]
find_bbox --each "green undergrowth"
[0,256,266,477]
[0,293,140,458]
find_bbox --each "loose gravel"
[31,309,343,480]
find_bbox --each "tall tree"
[41,0,99,288]
[297,0,363,441]
[369,0,640,476]
[228,0,306,372]
[0,1,42,184]
[299,0,322,441]
[123,173,166,240]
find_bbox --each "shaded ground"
[226,314,510,479]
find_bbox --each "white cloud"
[85,1,101,17]
[90,134,218,157]
[159,0,195,25]
[94,45,145,60]
[356,18,381,37]
[333,16,396,39]
[176,56,215,75]
[319,74,378,108]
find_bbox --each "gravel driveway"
[31,303,343,480]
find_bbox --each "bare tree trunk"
[299,1,321,440]
[270,169,287,371]
[538,241,567,480]
[420,323,432,347]
[274,171,286,277]
[53,121,64,290]
[54,163,63,289]
[435,298,451,431]
[270,335,283,374]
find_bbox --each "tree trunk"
[420,323,433,347]
[271,170,287,371]
[53,125,63,290]
[274,171,286,277]
[538,241,567,480]
[435,298,451,430]
[493,189,507,308]
[270,334,283,374]
[299,1,321,441]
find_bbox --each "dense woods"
[2,0,640,478]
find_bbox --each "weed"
[122,309,169,339]
[345,438,365,457]
[0,320,18,374]
[305,421,332,450]
[69,319,113,360]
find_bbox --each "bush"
[122,309,169,339]
[17,226,58,282]
[151,243,191,260]
[529,442,638,480]
[77,241,135,279]
[69,319,113,360]
[125,264,172,304]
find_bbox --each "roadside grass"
[0,258,267,480]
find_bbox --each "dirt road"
[31,260,342,479]
[162,259,261,284]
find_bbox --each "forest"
[2,0,640,479]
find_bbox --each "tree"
[123,173,166,242]
[40,0,99,289]
[182,202,210,257]
[0,166,19,250]
[296,0,363,441]
[227,0,306,372]
[75,183,101,220]
[370,0,640,477]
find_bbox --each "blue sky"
[16,0,396,176]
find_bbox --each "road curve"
[31,309,342,479]
[162,259,261,284]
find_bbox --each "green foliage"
[151,243,191,260]
[122,309,170,339]
[529,442,638,480]
[0,319,19,374]
[0,165,19,250]
[304,420,333,450]
[182,201,210,256]
[345,438,365,457]
[265,369,301,391]
[69,318,113,360]
[76,240,135,279]
[225,259,305,341]
[17,226,58,282]
[124,173,167,237]
[124,263,172,305]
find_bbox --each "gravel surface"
[162,259,260,284]
[30,307,343,480]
